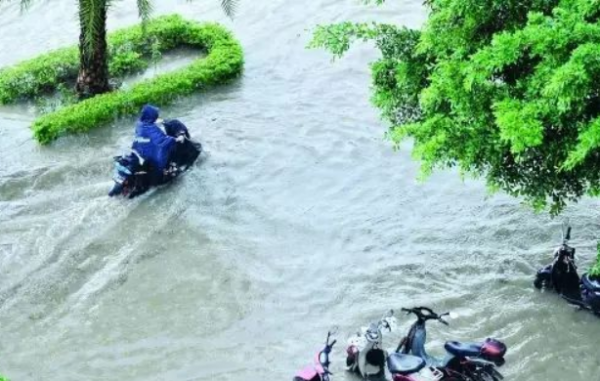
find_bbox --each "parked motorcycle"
[294,328,337,381]
[391,307,506,381]
[534,224,600,315]
[346,310,397,379]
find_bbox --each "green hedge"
[0,47,78,105]
[0,15,243,144]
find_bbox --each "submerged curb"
[0,15,243,144]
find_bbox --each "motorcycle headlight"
[366,330,380,342]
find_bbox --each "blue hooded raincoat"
[132,105,176,175]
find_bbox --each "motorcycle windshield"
[113,163,132,184]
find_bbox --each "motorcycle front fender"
[534,265,553,289]
[537,264,553,276]
[108,182,124,197]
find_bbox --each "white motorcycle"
[346,310,397,379]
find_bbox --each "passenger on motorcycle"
[132,104,185,183]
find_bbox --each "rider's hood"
[140,104,160,124]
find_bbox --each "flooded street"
[1,1,599,380]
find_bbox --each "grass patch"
[0,14,243,144]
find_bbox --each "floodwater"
[0,1,599,380]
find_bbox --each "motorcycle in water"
[294,328,337,381]
[108,119,202,198]
[534,224,600,316]
[389,307,506,381]
[346,310,397,379]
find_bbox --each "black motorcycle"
[108,119,202,198]
[534,224,600,316]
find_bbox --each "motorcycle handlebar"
[326,327,338,344]
[319,331,337,366]
[402,307,451,324]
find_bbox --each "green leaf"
[494,99,544,154]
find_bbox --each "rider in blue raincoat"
[132,104,184,183]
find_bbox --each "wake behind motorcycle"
[346,310,397,379]
[294,328,337,381]
[108,119,202,198]
[390,307,506,381]
[534,224,600,316]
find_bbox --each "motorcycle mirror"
[382,315,397,332]
[328,326,339,337]
[566,226,572,241]
[389,316,398,331]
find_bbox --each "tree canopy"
[311,0,600,214]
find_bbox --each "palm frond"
[220,0,238,18]
[14,0,35,13]
[136,0,153,26]
[79,0,107,59]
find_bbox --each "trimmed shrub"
[0,15,243,144]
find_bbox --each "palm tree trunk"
[75,0,110,98]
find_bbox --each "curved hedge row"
[0,15,243,144]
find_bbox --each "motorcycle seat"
[444,341,482,357]
[387,353,426,375]
[582,274,600,292]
